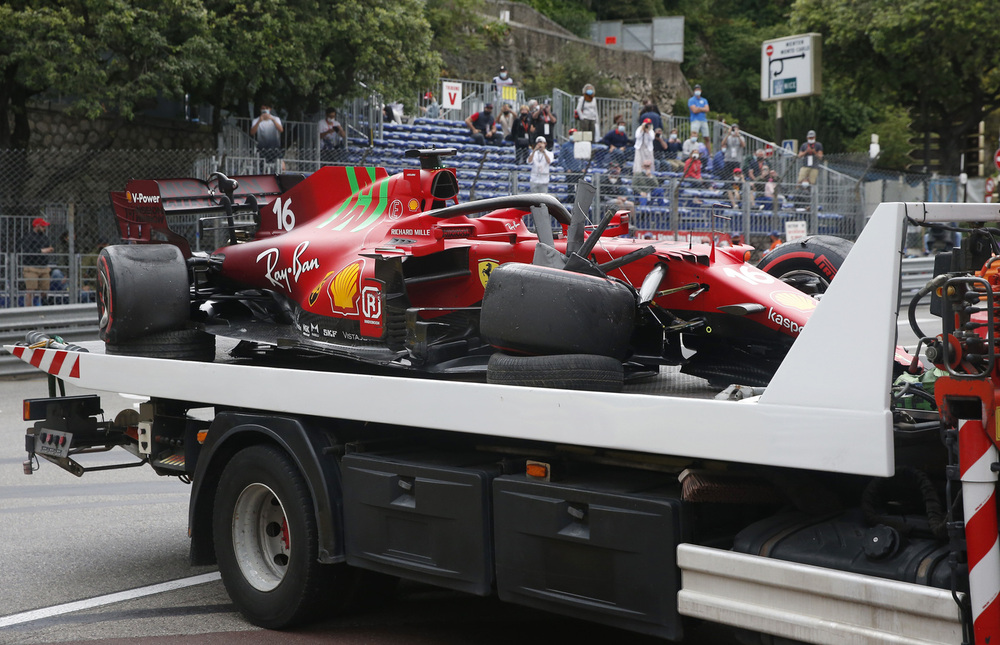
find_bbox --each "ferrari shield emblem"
[479,259,499,288]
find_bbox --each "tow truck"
[10,201,1000,644]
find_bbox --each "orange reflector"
[743,250,752,262]
[23,400,32,421]
[526,460,550,480]
[197,430,209,444]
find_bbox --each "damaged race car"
[103,148,851,391]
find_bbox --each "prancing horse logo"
[479,259,499,289]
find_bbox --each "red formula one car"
[104,149,851,390]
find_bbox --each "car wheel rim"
[232,483,290,592]
[98,268,110,331]
[777,269,829,296]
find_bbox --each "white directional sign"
[761,33,822,102]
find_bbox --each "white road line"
[0,572,221,628]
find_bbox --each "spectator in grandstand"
[496,103,515,138]
[764,169,779,202]
[600,122,630,165]
[721,124,745,178]
[744,148,768,183]
[19,217,53,307]
[728,169,747,208]
[798,130,824,185]
[639,100,663,131]
[493,65,514,101]
[768,231,783,251]
[682,150,702,180]
[531,100,557,150]
[653,128,683,172]
[508,104,534,165]
[465,104,503,145]
[687,84,710,153]
[632,159,659,197]
[575,83,600,141]
[421,92,440,119]
[250,103,284,171]
[664,129,684,158]
[319,108,344,160]
[633,118,656,174]
[527,136,554,194]
[682,132,701,160]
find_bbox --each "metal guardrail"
[0,303,98,377]
[899,256,935,306]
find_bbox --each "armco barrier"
[0,303,98,377]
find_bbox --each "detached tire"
[214,445,356,629]
[487,352,624,392]
[757,235,853,296]
[480,263,635,360]
[98,244,189,344]
[106,328,216,361]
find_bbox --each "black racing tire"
[98,244,190,343]
[756,235,853,296]
[105,328,216,361]
[487,352,624,392]
[213,444,355,629]
[480,263,635,360]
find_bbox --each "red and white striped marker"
[960,418,1000,643]
[9,346,81,379]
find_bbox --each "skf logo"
[328,259,365,313]
[126,191,160,204]
[479,259,499,289]
[770,291,817,311]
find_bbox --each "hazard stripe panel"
[10,346,81,379]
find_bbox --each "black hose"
[861,466,948,540]
[909,273,949,340]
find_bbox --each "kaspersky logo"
[126,191,160,204]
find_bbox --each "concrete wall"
[26,103,213,150]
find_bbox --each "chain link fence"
[0,134,971,309]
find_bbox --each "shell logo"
[408,198,420,211]
[126,191,133,203]
[328,260,364,312]
[770,291,817,311]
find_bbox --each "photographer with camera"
[633,117,655,174]
[250,103,285,172]
[797,129,824,185]
[527,135,554,193]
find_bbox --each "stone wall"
[26,104,214,150]
[469,0,689,113]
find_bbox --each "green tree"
[791,0,1000,174]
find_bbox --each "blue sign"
[781,139,798,153]
[773,78,798,96]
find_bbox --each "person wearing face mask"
[465,103,503,146]
[682,132,701,160]
[508,104,534,164]
[682,150,702,180]
[493,65,514,102]
[575,83,600,141]
[797,129,824,185]
[653,128,683,171]
[600,121,630,165]
[687,84,710,153]
[496,103,515,138]
[665,128,684,158]
[318,108,344,161]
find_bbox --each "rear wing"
[109,174,304,257]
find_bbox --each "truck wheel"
[106,328,216,361]
[480,263,635,360]
[98,245,190,343]
[487,352,624,392]
[757,235,852,296]
[214,444,351,628]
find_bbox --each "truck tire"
[487,352,624,392]
[213,444,353,628]
[98,245,190,344]
[106,328,216,362]
[480,263,635,360]
[757,235,852,296]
